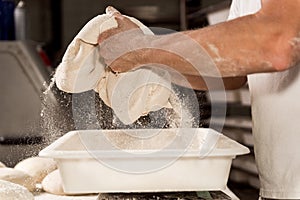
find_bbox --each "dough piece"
[54,14,116,93]
[0,162,6,168]
[97,68,172,124]
[14,157,57,183]
[55,8,154,94]
[55,7,173,124]
[0,180,34,200]
[0,168,36,192]
[41,169,65,195]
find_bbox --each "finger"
[98,17,140,43]
[114,17,139,30]
[106,6,121,17]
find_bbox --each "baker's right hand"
[98,6,147,73]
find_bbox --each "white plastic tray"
[39,128,249,194]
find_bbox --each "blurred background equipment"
[0,41,54,166]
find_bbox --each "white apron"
[228,0,300,199]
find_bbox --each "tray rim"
[39,128,250,159]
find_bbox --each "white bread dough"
[0,168,36,192]
[14,157,57,183]
[54,14,116,93]
[97,68,172,124]
[55,7,173,124]
[0,162,6,168]
[41,169,65,195]
[0,180,34,200]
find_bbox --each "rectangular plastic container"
[39,128,249,194]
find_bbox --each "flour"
[54,7,175,125]
[40,78,198,151]
[0,180,34,200]
[41,7,200,153]
[207,43,221,58]
[290,34,300,67]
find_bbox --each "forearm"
[185,14,273,77]
[134,0,300,77]
[126,15,272,77]
[150,19,296,77]
[102,0,300,85]
[170,73,247,91]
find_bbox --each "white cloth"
[55,12,172,125]
[229,1,300,199]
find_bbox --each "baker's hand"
[98,6,147,73]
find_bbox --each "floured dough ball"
[0,180,34,200]
[14,157,57,183]
[0,162,6,168]
[42,169,65,195]
[0,168,36,192]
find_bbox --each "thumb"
[105,6,122,17]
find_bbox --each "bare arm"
[99,0,300,88]
[171,74,247,91]
[184,0,300,76]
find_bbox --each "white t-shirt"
[228,0,300,199]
